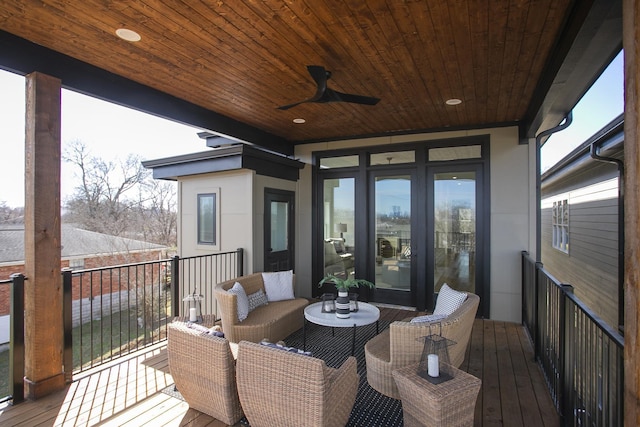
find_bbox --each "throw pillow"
[262,270,295,302]
[410,313,448,323]
[433,283,467,316]
[247,289,268,312]
[184,322,225,338]
[227,281,250,322]
[259,339,312,356]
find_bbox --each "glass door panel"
[374,175,412,293]
[322,178,355,280]
[433,171,476,294]
[270,201,288,252]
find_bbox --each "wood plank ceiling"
[0,1,607,150]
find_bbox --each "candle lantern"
[183,290,204,323]
[349,293,359,312]
[417,325,456,384]
[321,293,336,313]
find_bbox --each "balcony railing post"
[559,284,574,423]
[10,273,25,404]
[171,255,180,317]
[236,248,244,277]
[534,261,543,360]
[62,268,73,383]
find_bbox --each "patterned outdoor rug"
[163,319,403,427]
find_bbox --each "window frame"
[196,189,221,250]
[552,199,569,253]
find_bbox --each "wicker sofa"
[167,319,244,425]
[236,340,359,427]
[365,292,480,399]
[214,272,309,343]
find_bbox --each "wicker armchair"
[236,340,359,427]
[167,320,243,426]
[365,293,479,399]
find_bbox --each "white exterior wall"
[178,170,300,276]
[178,170,255,268]
[295,126,534,323]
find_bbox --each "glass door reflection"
[374,175,412,292]
[433,171,476,294]
[323,178,355,280]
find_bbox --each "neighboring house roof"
[0,224,166,264]
[541,114,624,189]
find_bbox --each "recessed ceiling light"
[116,28,141,42]
[293,118,306,124]
[445,98,462,106]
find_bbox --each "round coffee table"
[303,301,380,356]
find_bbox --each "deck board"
[0,310,561,426]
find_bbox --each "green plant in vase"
[318,274,375,318]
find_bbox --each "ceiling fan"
[277,65,380,110]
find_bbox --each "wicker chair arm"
[324,355,358,405]
[214,286,239,327]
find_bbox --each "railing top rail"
[176,250,241,262]
[67,257,171,275]
[0,275,28,285]
[522,252,625,349]
[521,250,536,264]
[565,292,625,347]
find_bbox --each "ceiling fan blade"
[277,100,306,111]
[306,65,329,91]
[277,65,328,110]
[330,90,381,106]
[277,65,380,109]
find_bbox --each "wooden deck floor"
[0,310,560,426]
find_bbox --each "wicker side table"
[392,363,481,427]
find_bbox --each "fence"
[1,248,243,404]
[521,251,624,426]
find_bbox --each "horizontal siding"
[540,179,620,329]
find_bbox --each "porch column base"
[25,372,66,400]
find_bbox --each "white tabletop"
[304,301,380,328]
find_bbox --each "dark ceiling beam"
[521,0,622,143]
[0,30,293,156]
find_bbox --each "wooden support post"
[624,0,640,425]
[23,72,65,399]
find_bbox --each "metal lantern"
[417,326,456,384]
[183,290,204,323]
[349,292,359,312]
[321,293,336,313]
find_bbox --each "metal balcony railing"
[1,248,243,404]
[522,251,624,426]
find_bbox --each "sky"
[540,50,624,171]
[0,70,207,208]
[0,50,624,208]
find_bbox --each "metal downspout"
[535,111,573,262]
[590,143,625,332]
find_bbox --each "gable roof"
[0,224,166,264]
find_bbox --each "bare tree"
[63,140,176,246]
[134,179,177,247]
[0,202,24,224]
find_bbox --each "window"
[197,192,218,246]
[319,155,359,169]
[429,145,481,161]
[552,199,569,253]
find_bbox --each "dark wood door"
[264,188,295,272]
